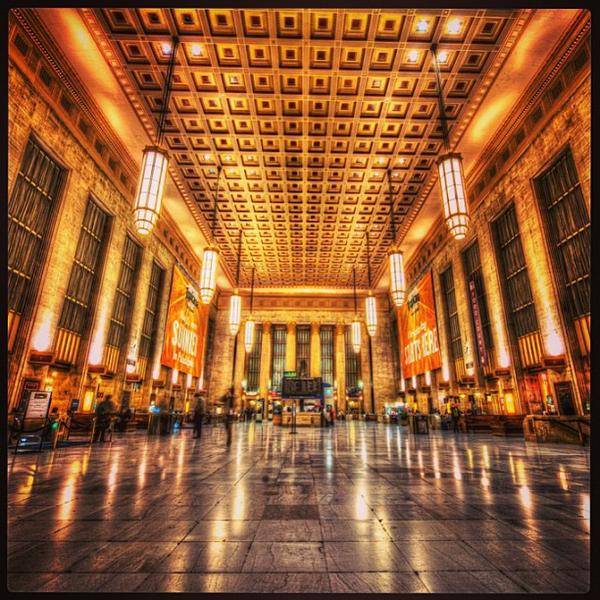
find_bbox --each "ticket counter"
[281,412,322,427]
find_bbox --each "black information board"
[281,377,323,399]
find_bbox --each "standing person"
[451,402,461,434]
[193,393,206,439]
[94,395,115,443]
[224,387,234,447]
[331,405,336,427]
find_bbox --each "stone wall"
[403,31,590,415]
[8,55,201,414]
[207,292,398,414]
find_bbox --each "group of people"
[192,387,234,446]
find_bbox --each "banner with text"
[397,270,442,378]
[161,266,209,378]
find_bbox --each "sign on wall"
[397,270,442,378]
[25,391,52,420]
[161,266,209,378]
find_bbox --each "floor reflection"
[7,420,590,593]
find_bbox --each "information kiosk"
[280,376,324,429]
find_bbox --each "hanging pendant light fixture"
[229,229,243,335]
[351,267,361,354]
[387,169,406,307]
[133,37,179,236]
[365,231,377,337]
[431,43,470,241]
[244,267,255,353]
[200,165,223,304]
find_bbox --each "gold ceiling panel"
[88,8,526,288]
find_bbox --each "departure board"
[281,377,323,399]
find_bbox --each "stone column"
[360,322,372,414]
[310,322,321,377]
[335,322,346,412]
[233,328,245,412]
[286,322,296,373]
[259,322,272,400]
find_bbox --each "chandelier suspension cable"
[366,230,372,289]
[249,266,255,313]
[388,168,396,245]
[211,166,223,241]
[430,43,451,153]
[352,267,358,313]
[156,36,180,147]
[235,228,243,287]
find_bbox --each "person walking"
[224,387,234,447]
[193,393,206,439]
[94,395,115,443]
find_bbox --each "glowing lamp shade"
[437,152,469,240]
[365,293,377,337]
[229,293,241,335]
[351,319,361,354]
[133,146,169,236]
[389,251,406,307]
[199,247,219,304]
[244,320,255,353]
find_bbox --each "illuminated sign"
[397,270,442,378]
[161,266,209,377]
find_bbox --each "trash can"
[416,415,429,434]
[409,415,429,434]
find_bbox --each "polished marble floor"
[7,421,590,593]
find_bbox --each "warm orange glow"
[31,310,53,352]
[200,248,219,304]
[425,370,432,386]
[365,293,377,337]
[504,393,516,414]
[186,372,193,388]
[389,251,405,307]
[152,362,161,380]
[437,152,469,240]
[229,293,242,335]
[82,389,95,412]
[133,146,169,236]
[171,368,179,385]
[351,319,361,353]
[442,361,450,382]
[88,305,108,365]
[244,320,255,353]
[498,345,511,368]
[545,314,565,356]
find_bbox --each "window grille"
[138,261,164,360]
[295,325,311,376]
[271,325,287,391]
[320,325,335,387]
[535,149,590,346]
[440,265,463,361]
[462,239,494,355]
[58,199,110,336]
[245,324,263,392]
[492,204,539,338]
[106,236,142,350]
[8,137,64,351]
[344,325,361,389]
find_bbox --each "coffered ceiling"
[68,7,537,290]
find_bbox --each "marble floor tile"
[418,570,527,593]
[254,519,322,542]
[329,571,428,593]
[324,541,413,572]
[7,422,590,593]
[242,542,327,572]
[503,570,590,593]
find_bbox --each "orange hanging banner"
[397,270,442,379]
[161,266,209,378]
